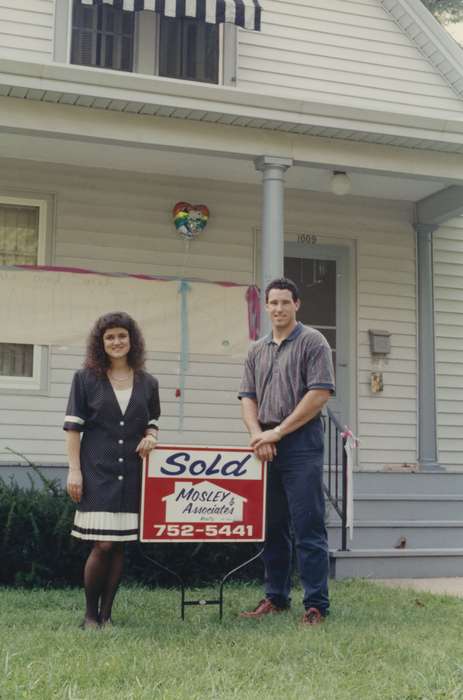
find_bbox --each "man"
[238,277,335,625]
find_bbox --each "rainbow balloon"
[173,201,210,240]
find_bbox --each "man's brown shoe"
[301,607,325,626]
[239,598,287,619]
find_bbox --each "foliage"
[0,470,263,588]
[0,470,84,587]
[1,582,463,699]
[422,0,463,23]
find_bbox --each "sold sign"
[140,445,266,542]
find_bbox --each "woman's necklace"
[109,369,132,383]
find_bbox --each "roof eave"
[1,58,463,153]
[381,0,463,98]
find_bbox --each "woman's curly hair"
[84,311,146,373]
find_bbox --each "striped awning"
[80,0,262,31]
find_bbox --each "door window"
[284,257,337,372]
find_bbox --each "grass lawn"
[1,580,463,700]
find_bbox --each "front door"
[284,243,352,425]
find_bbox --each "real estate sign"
[140,445,266,542]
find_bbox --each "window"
[71,1,135,72]
[159,16,219,84]
[67,1,228,85]
[284,256,337,376]
[0,197,48,391]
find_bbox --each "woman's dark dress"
[63,368,160,541]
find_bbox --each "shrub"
[0,469,84,587]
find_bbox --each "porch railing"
[323,407,348,551]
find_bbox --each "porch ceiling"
[1,59,463,156]
[0,131,445,203]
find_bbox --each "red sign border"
[140,444,267,543]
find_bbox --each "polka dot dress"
[64,368,160,541]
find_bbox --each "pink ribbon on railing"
[340,426,359,541]
[341,427,360,448]
[246,285,260,340]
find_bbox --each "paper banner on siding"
[188,283,249,356]
[0,269,249,355]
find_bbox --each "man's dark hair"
[265,277,300,303]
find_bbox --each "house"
[162,481,247,522]
[1,0,463,577]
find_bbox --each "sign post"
[140,445,266,618]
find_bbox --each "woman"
[64,311,160,629]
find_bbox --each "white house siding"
[0,158,417,469]
[0,0,55,63]
[0,158,255,465]
[435,217,463,471]
[284,191,417,471]
[237,0,463,119]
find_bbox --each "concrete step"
[327,521,463,550]
[338,471,463,495]
[330,548,463,579]
[344,494,463,521]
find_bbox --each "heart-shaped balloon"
[173,201,210,240]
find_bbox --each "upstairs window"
[71,1,135,72]
[70,0,220,84]
[159,16,219,84]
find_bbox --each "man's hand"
[67,470,83,503]
[250,431,278,462]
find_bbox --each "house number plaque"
[297,234,318,244]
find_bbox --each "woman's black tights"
[83,541,124,625]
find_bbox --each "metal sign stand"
[139,545,264,620]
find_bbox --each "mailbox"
[368,329,391,355]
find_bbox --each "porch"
[0,108,462,472]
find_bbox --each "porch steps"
[339,494,463,521]
[328,471,463,579]
[330,549,463,579]
[328,521,463,550]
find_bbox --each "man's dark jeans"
[263,419,329,614]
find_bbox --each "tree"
[422,0,463,23]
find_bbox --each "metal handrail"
[323,407,348,551]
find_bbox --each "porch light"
[330,171,351,196]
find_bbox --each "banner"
[0,269,249,355]
[140,445,266,542]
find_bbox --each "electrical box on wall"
[368,329,391,355]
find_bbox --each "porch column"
[255,156,293,336]
[415,224,443,471]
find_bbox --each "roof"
[1,0,463,154]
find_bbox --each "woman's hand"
[136,434,158,459]
[67,469,83,503]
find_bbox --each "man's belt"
[260,413,321,431]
